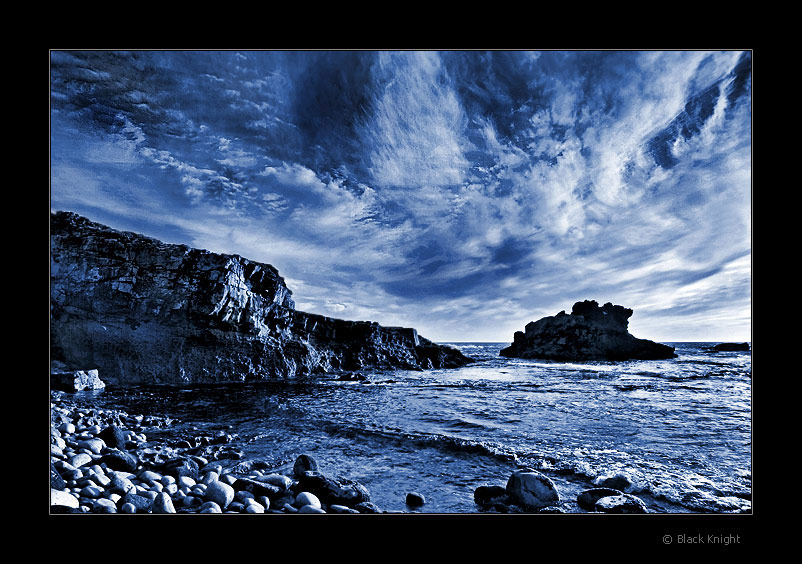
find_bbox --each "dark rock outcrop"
[500,300,676,361]
[708,342,750,352]
[50,211,473,385]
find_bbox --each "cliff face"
[500,300,676,361]
[50,212,473,385]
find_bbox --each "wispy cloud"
[50,50,751,341]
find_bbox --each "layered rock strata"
[500,300,676,361]
[50,212,472,385]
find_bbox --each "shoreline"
[50,387,741,516]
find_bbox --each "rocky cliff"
[50,212,473,385]
[499,300,676,361]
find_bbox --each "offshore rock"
[500,300,676,361]
[50,212,473,385]
[708,342,750,352]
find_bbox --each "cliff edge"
[50,212,473,385]
[499,300,676,361]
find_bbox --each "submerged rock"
[593,493,649,514]
[500,300,676,361]
[50,211,473,385]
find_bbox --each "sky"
[50,50,752,343]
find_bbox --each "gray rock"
[298,504,326,514]
[474,485,509,507]
[51,489,79,509]
[500,300,676,361]
[294,491,321,509]
[406,492,426,507]
[598,473,634,492]
[199,501,222,513]
[49,211,473,386]
[91,498,118,513]
[577,487,624,510]
[50,368,106,392]
[293,454,319,477]
[121,492,153,513]
[205,480,235,509]
[354,501,382,514]
[594,494,648,514]
[506,470,560,510]
[152,492,177,514]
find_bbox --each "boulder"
[50,368,106,392]
[576,487,625,510]
[474,485,509,507]
[292,472,371,507]
[593,493,649,514]
[500,300,676,361]
[405,492,426,507]
[505,470,560,510]
[51,489,79,509]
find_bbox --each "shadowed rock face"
[50,212,473,385]
[500,300,676,361]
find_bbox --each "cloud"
[50,50,751,341]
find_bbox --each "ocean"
[83,342,752,514]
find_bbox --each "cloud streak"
[50,50,752,341]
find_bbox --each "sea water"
[86,342,752,513]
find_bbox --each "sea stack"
[50,211,473,385]
[500,300,676,361]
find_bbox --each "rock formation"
[50,211,473,385]
[499,300,676,361]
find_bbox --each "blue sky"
[50,50,751,342]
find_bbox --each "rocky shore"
[50,390,649,515]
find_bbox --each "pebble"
[120,502,137,514]
[51,488,79,509]
[205,480,235,509]
[294,491,321,509]
[152,492,177,513]
[70,453,93,468]
[298,504,326,514]
[199,501,222,513]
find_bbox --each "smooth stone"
[293,454,319,477]
[235,490,255,502]
[294,491,321,509]
[98,424,128,450]
[256,495,270,510]
[77,438,106,454]
[598,473,634,492]
[576,488,624,510]
[205,480,235,509]
[139,470,162,484]
[161,474,176,486]
[298,504,326,514]
[80,485,102,499]
[228,501,245,512]
[51,489,79,508]
[220,473,237,486]
[354,502,382,514]
[329,504,360,514]
[506,470,560,510]
[244,503,264,513]
[59,423,76,435]
[109,476,136,495]
[259,474,293,490]
[406,492,426,507]
[91,498,117,513]
[199,501,222,513]
[100,450,138,472]
[120,502,137,514]
[594,494,648,514]
[177,476,196,489]
[70,453,93,468]
[474,485,509,507]
[202,471,219,485]
[152,492,177,513]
